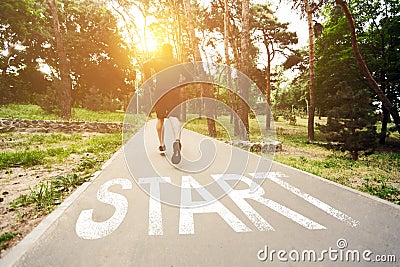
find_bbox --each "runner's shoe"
[159,145,166,156]
[171,140,181,164]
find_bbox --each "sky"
[269,0,308,47]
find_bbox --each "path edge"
[0,147,123,267]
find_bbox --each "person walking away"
[143,44,191,164]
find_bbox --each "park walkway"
[0,120,399,266]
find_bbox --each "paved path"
[1,120,399,266]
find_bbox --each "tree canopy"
[1,0,399,153]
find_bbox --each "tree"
[250,4,298,130]
[183,0,217,137]
[1,0,133,113]
[62,1,135,110]
[224,0,239,135]
[202,0,244,135]
[304,0,316,141]
[349,0,400,144]
[238,0,251,140]
[46,0,72,118]
[315,4,378,160]
[318,84,378,160]
[288,0,326,141]
[335,0,400,136]
[0,0,48,104]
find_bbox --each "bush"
[35,85,61,116]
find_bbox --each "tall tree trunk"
[335,0,400,135]
[380,106,389,144]
[184,0,216,136]
[304,0,316,141]
[239,0,250,140]
[224,0,239,136]
[264,37,272,130]
[47,0,72,119]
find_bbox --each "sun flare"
[140,33,161,53]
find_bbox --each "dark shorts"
[154,89,182,119]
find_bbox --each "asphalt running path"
[1,120,399,266]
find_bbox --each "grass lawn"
[0,104,126,122]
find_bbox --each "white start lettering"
[75,172,358,240]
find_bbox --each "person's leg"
[156,117,166,155]
[168,116,181,141]
[166,91,183,164]
[168,116,182,164]
[156,117,165,146]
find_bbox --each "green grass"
[71,108,125,122]
[0,104,125,122]
[0,132,121,169]
[183,116,231,141]
[0,150,46,169]
[0,104,60,120]
[10,173,89,213]
[0,232,16,250]
[360,178,400,203]
[0,131,121,251]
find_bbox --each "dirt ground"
[0,132,112,258]
[0,156,93,258]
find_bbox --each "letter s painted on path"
[75,178,132,240]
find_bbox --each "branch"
[311,0,325,13]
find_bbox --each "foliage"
[35,84,62,115]
[315,4,379,160]
[351,0,400,143]
[0,0,49,104]
[80,87,121,112]
[275,48,309,120]
[62,1,135,110]
[250,3,298,77]
[0,0,135,111]
[250,3,298,129]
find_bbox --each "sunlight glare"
[142,32,161,53]
[38,63,52,75]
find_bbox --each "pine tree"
[316,5,378,160]
[318,82,378,160]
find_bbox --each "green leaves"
[1,0,135,110]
